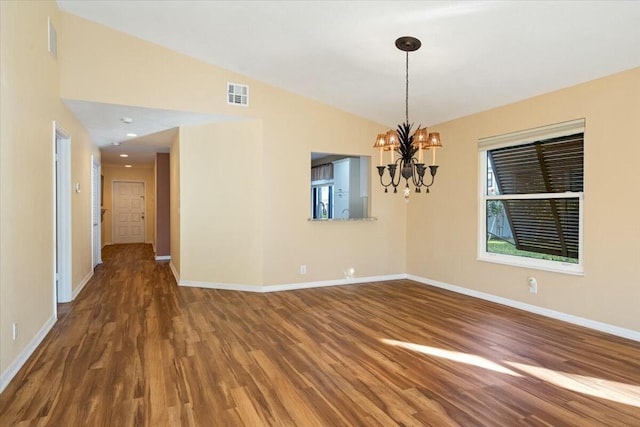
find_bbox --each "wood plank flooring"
[1,243,639,426]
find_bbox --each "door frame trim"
[53,122,72,306]
[91,157,102,268]
[112,180,146,244]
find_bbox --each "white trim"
[478,118,585,151]
[169,261,180,284]
[47,17,57,59]
[91,159,102,267]
[155,255,171,261]
[477,252,584,275]
[407,275,640,342]
[180,280,266,293]
[0,315,57,393]
[52,124,57,316]
[54,123,72,303]
[486,192,582,201]
[264,274,404,292]
[72,270,94,300]
[178,274,406,293]
[477,118,587,275]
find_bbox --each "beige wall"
[102,166,155,247]
[59,12,249,116]
[407,67,640,331]
[1,1,99,379]
[179,121,263,285]
[58,12,407,289]
[259,94,407,285]
[70,128,96,290]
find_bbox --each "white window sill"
[308,217,378,222]
[477,253,584,276]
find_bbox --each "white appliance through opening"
[113,181,146,244]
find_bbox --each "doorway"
[112,181,146,244]
[54,123,72,304]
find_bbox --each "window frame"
[477,119,585,275]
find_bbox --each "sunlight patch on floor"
[380,338,521,376]
[505,361,640,409]
[381,338,640,408]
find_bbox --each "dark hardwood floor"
[1,244,639,426]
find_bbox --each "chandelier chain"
[405,51,409,124]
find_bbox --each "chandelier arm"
[411,163,423,187]
[421,165,439,188]
[423,175,436,188]
[376,157,404,190]
[391,157,402,188]
[419,161,429,187]
[376,167,394,189]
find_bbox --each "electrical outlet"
[300,265,307,275]
[528,277,538,294]
[12,322,18,340]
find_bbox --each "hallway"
[1,244,639,426]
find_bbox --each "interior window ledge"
[308,217,378,222]
[477,254,584,276]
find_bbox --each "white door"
[113,181,145,243]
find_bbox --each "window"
[478,119,584,274]
[311,162,334,219]
[312,184,333,219]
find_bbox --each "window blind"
[488,133,583,259]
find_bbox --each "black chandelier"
[374,36,442,200]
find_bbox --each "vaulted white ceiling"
[57,1,640,165]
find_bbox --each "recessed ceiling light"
[121,117,133,124]
[124,164,132,168]
[119,154,129,158]
[112,142,121,146]
[126,133,137,138]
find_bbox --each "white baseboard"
[180,280,264,293]
[263,274,405,292]
[178,274,406,293]
[0,314,57,393]
[102,241,112,248]
[155,255,171,261]
[169,261,180,284]
[407,275,640,342]
[72,270,93,300]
